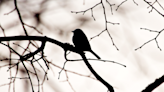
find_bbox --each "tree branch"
[0,35,115,92]
[142,75,164,92]
[79,51,114,92]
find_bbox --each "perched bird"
[72,29,101,59]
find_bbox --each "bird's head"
[72,29,83,34]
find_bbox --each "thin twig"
[106,0,115,15]
[144,0,164,17]
[24,23,43,34]
[133,0,138,6]
[135,28,164,51]
[116,0,127,11]
[58,61,67,79]
[65,72,76,92]
[71,2,101,21]
[67,58,126,67]
[4,8,16,15]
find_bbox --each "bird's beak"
[72,30,75,32]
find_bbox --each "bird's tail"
[90,50,101,59]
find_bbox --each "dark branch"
[144,0,164,17]
[0,36,115,91]
[14,0,28,36]
[79,51,114,92]
[133,0,138,6]
[142,75,164,92]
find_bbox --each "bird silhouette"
[72,29,101,59]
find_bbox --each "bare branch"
[100,0,119,50]
[133,0,138,6]
[14,0,28,36]
[106,0,115,15]
[49,61,97,80]
[135,28,164,51]
[142,75,164,92]
[67,58,126,67]
[4,8,16,15]
[79,51,114,92]
[116,0,127,11]
[65,72,76,92]
[71,2,101,21]
[144,0,164,17]
[58,61,68,79]
[24,23,43,34]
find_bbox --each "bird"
[72,29,101,59]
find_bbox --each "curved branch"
[79,51,114,92]
[142,75,164,92]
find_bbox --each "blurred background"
[0,0,164,92]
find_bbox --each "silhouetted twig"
[144,0,164,17]
[66,58,126,67]
[133,0,138,6]
[71,2,101,21]
[106,0,115,15]
[4,8,16,15]
[135,28,164,51]
[65,72,76,92]
[24,23,43,34]
[14,0,28,36]
[116,0,127,11]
